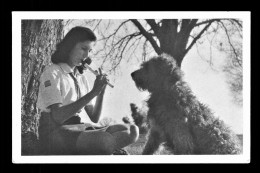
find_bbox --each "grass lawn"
[124,134,172,155]
[124,134,243,155]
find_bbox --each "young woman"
[37,26,139,155]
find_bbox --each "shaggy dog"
[131,54,242,155]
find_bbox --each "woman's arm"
[49,89,98,124]
[84,86,106,123]
[50,69,108,124]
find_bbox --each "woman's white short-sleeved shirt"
[37,63,93,113]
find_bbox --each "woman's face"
[68,40,94,68]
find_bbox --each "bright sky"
[182,48,243,134]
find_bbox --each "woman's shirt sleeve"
[37,66,63,111]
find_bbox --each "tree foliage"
[218,21,243,106]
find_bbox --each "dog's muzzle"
[131,70,146,90]
[131,71,136,78]
[131,71,139,81]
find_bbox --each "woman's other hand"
[91,68,108,95]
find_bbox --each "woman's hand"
[91,68,108,96]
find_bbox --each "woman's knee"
[106,124,129,133]
[107,124,139,144]
[96,133,116,155]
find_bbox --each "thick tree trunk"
[159,35,188,67]
[21,20,63,155]
[157,19,193,67]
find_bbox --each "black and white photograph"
[12,11,250,163]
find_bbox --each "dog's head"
[131,54,183,92]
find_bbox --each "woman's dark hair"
[51,26,97,64]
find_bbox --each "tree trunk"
[157,20,193,67]
[21,20,63,155]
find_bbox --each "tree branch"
[127,35,143,57]
[230,19,242,28]
[110,35,135,72]
[113,32,141,47]
[131,19,162,55]
[93,19,102,31]
[219,21,242,67]
[179,19,198,45]
[145,19,159,34]
[185,21,214,55]
[101,32,141,71]
[109,35,144,72]
[187,19,198,31]
[97,19,131,42]
[228,19,243,38]
[195,19,221,27]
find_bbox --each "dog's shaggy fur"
[131,54,242,155]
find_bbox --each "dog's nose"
[131,72,135,78]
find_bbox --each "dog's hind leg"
[142,127,163,155]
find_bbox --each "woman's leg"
[76,124,139,155]
[76,130,116,155]
[50,124,139,155]
[105,124,139,149]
